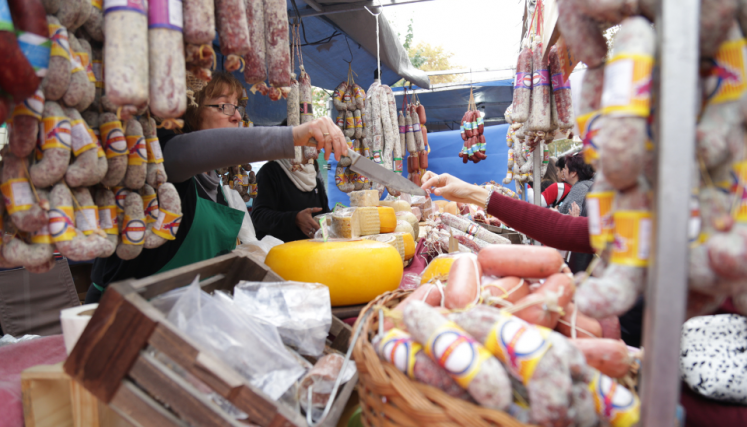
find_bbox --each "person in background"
[527,156,572,208]
[557,152,595,215]
[251,156,331,242]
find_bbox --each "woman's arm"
[164,127,295,183]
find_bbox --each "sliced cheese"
[331,208,360,239]
[357,207,381,236]
[364,233,406,262]
[393,232,414,260]
[349,190,380,207]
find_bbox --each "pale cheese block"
[349,190,380,207]
[331,208,360,239]
[357,207,381,236]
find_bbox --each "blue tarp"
[325,124,515,209]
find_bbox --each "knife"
[310,141,427,196]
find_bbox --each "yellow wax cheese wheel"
[420,254,467,285]
[265,239,404,306]
[399,232,415,260]
[378,206,397,233]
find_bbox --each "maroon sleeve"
[487,192,594,253]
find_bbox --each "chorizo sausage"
[8,89,44,158]
[478,242,564,277]
[30,100,72,188]
[403,301,512,410]
[549,45,573,130]
[511,42,532,123]
[215,0,250,72]
[64,106,99,187]
[556,303,603,339]
[243,0,267,84]
[575,0,640,25]
[569,338,631,379]
[41,15,71,101]
[148,0,187,120]
[116,191,145,259]
[512,273,575,329]
[124,118,147,190]
[103,0,149,107]
[95,186,119,254]
[444,254,482,309]
[264,0,291,87]
[41,0,60,15]
[99,112,128,187]
[481,276,530,306]
[699,0,738,59]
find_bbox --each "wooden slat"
[318,373,358,427]
[328,316,353,355]
[132,253,239,299]
[64,283,157,403]
[225,253,283,287]
[147,322,305,426]
[128,352,246,427]
[109,380,187,427]
[331,304,366,320]
[69,380,99,427]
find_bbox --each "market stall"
[3,0,747,426]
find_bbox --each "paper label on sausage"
[98,205,119,235]
[75,206,100,235]
[16,32,51,78]
[335,168,345,186]
[355,114,363,129]
[393,158,403,174]
[424,321,494,388]
[250,183,257,197]
[532,69,551,87]
[707,38,747,104]
[70,52,85,74]
[601,54,653,118]
[152,208,182,240]
[611,211,652,267]
[40,116,72,152]
[121,215,146,245]
[12,89,44,120]
[92,60,104,88]
[48,23,70,60]
[142,193,159,223]
[514,71,532,89]
[484,311,552,384]
[378,329,421,379]
[126,135,147,165]
[77,51,96,83]
[49,206,77,242]
[104,0,146,15]
[732,160,747,223]
[587,191,616,252]
[300,102,313,117]
[0,2,12,32]
[146,137,164,163]
[551,72,571,90]
[70,120,97,155]
[412,122,421,134]
[577,110,602,164]
[31,225,53,244]
[689,193,702,244]
[0,179,35,214]
[588,372,640,427]
[92,0,103,9]
[345,114,355,129]
[335,114,344,128]
[100,121,127,158]
[95,136,105,158]
[148,0,184,31]
[114,187,130,214]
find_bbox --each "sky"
[384,0,528,83]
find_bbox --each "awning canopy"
[391,79,514,132]
[212,0,430,125]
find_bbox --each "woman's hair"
[555,156,566,171]
[183,72,245,132]
[543,159,559,183]
[564,152,595,181]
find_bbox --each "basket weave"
[352,290,533,427]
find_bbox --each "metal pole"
[639,0,698,425]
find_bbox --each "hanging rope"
[364,0,383,80]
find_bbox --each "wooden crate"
[63,252,356,427]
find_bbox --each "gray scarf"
[276,159,317,192]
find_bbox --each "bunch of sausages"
[330,80,369,193]
[402,101,428,185]
[0,0,186,273]
[375,245,639,427]
[223,164,256,203]
[458,109,485,164]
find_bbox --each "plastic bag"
[399,273,422,290]
[0,334,41,348]
[234,235,285,262]
[182,291,306,400]
[298,353,357,421]
[161,275,213,331]
[234,281,332,356]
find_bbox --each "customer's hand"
[292,117,348,162]
[420,172,488,207]
[296,207,323,238]
[570,202,581,217]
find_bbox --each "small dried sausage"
[124,118,147,190]
[215,0,251,72]
[64,106,99,187]
[264,0,291,87]
[116,192,145,260]
[31,100,72,188]
[42,15,71,102]
[243,0,267,84]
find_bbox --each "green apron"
[156,178,244,274]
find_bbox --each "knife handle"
[307,140,359,162]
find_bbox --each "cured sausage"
[139,116,167,187]
[148,0,187,120]
[72,187,112,256]
[556,303,603,339]
[444,254,482,309]
[41,0,60,14]
[8,0,50,80]
[575,0,640,25]
[49,182,106,260]
[549,46,573,129]
[0,0,42,102]
[124,118,147,190]
[556,0,607,69]
[577,66,604,168]
[82,0,104,42]
[512,42,533,123]
[103,0,149,107]
[42,15,71,102]
[95,186,119,253]
[89,44,103,110]
[116,191,145,260]
[598,17,654,191]
[1,151,48,233]
[145,183,182,248]
[2,218,54,269]
[264,0,291,87]
[287,75,303,168]
[243,0,267,84]
[73,37,96,111]
[481,276,530,306]
[699,0,738,59]
[569,338,631,379]
[344,110,355,138]
[99,112,128,187]
[31,101,72,188]
[82,110,109,182]
[299,68,317,162]
[478,244,564,277]
[8,89,45,158]
[72,0,92,32]
[183,0,215,45]
[64,106,99,187]
[404,301,512,410]
[526,39,552,133]
[512,273,575,329]
[451,305,574,427]
[373,328,471,399]
[215,0,250,72]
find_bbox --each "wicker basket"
[352,290,532,427]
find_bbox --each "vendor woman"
[86,73,348,303]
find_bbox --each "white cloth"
[275,159,317,192]
[222,185,257,244]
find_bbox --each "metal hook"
[363,0,383,16]
[305,309,371,427]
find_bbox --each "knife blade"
[347,151,426,196]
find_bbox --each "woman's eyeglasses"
[205,103,245,116]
